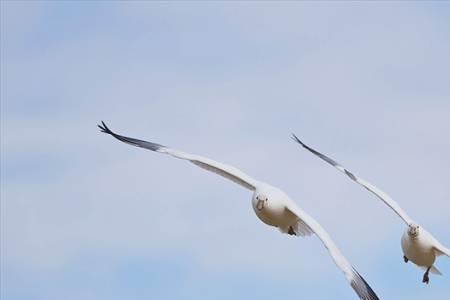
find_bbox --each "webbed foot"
[288,226,296,236]
[422,267,430,284]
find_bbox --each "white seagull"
[292,134,450,284]
[98,122,379,300]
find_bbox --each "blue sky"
[1,1,450,299]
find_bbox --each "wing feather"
[98,121,258,191]
[434,243,450,257]
[286,203,380,300]
[292,134,414,225]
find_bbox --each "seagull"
[98,121,379,300]
[292,134,450,284]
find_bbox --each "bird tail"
[431,266,442,275]
[421,266,442,275]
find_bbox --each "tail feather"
[350,268,380,300]
[421,266,442,275]
[431,266,442,275]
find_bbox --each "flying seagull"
[98,121,379,300]
[292,134,450,284]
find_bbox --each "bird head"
[255,194,268,211]
[408,224,420,237]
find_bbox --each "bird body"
[253,192,281,226]
[401,228,436,269]
[252,185,290,228]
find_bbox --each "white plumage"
[293,134,450,284]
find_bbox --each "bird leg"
[288,226,296,236]
[422,267,430,284]
[403,256,408,263]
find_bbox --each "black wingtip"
[351,269,380,300]
[291,133,307,147]
[97,121,166,151]
[98,121,113,134]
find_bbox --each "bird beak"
[256,200,265,210]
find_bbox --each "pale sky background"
[1,1,450,300]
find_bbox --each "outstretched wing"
[433,241,450,258]
[285,202,380,300]
[292,134,414,225]
[98,121,259,191]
